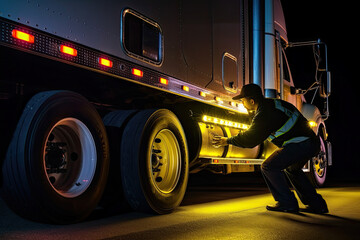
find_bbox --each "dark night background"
[281,1,360,182]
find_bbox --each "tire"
[309,135,327,187]
[1,91,109,224]
[100,110,138,212]
[121,109,189,214]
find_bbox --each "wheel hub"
[314,151,326,177]
[150,129,181,194]
[45,142,67,169]
[43,118,97,198]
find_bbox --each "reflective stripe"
[283,136,309,146]
[267,99,300,145]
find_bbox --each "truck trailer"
[0,0,331,223]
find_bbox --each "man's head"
[233,84,264,111]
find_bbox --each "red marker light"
[159,78,168,85]
[213,159,219,163]
[60,45,77,56]
[99,58,113,67]
[12,29,34,43]
[132,68,143,77]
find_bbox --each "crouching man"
[213,84,328,214]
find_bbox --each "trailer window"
[122,9,163,65]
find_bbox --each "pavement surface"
[1,173,360,240]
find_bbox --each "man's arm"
[226,111,275,148]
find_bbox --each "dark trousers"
[261,137,324,206]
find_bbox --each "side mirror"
[320,71,331,98]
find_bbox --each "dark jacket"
[227,98,316,148]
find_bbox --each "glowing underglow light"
[202,115,250,130]
[12,29,34,43]
[132,68,143,77]
[99,58,113,67]
[60,45,77,56]
[160,77,168,85]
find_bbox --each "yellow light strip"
[202,115,250,130]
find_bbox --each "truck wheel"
[100,110,138,211]
[121,109,189,214]
[309,135,327,187]
[1,91,109,223]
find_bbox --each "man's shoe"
[300,205,329,214]
[300,197,329,214]
[266,202,299,213]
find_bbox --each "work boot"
[266,202,299,213]
[300,197,329,214]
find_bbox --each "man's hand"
[212,135,228,147]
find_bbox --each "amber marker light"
[99,58,113,67]
[60,45,77,56]
[12,29,34,43]
[182,85,190,92]
[309,121,317,127]
[160,77,168,85]
[132,68,143,77]
[214,96,223,103]
[199,91,207,97]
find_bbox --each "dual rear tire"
[120,109,189,213]
[104,109,189,214]
[2,91,188,223]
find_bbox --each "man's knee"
[261,160,280,172]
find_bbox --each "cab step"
[200,158,265,165]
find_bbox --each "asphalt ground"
[1,172,360,240]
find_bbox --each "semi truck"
[0,0,331,223]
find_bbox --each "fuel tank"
[197,122,260,159]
